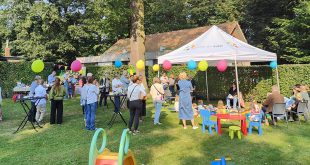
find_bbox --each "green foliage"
[0,0,130,64]
[0,62,52,97]
[266,1,310,63]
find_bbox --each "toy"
[89,128,136,165]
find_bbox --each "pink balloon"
[217,60,227,72]
[71,60,82,72]
[163,60,172,71]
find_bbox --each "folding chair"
[291,102,309,124]
[272,103,288,127]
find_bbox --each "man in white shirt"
[112,74,123,112]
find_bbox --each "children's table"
[215,114,248,136]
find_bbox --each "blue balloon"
[187,60,197,70]
[115,60,122,68]
[269,61,277,69]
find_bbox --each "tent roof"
[158,26,277,64]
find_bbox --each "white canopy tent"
[158,25,278,106]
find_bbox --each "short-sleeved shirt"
[127,83,146,101]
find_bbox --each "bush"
[0,62,53,97]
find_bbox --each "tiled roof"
[78,21,246,63]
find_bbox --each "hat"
[87,73,93,77]
[35,76,41,80]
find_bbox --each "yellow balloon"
[153,64,160,71]
[136,60,145,70]
[31,60,45,73]
[198,60,208,71]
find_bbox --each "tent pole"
[206,71,209,102]
[276,66,280,92]
[234,56,241,110]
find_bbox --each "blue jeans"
[85,102,97,130]
[154,101,163,124]
[64,82,69,99]
[226,96,238,109]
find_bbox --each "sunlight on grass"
[1,98,310,165]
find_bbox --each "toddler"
[217,100,226,114]
[197,100,205,110]
[192,103,199,117]
[250,101,261,122]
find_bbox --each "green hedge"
[0,62,53,97]
[86,64,310,102]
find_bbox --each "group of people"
[5,68,309,135]
[262,84,309,125]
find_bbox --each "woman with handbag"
[127,75,146,135]
[150,77,165,125]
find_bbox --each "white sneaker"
[192,126,199,130]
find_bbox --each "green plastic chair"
[229,126,241,140]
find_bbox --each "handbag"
[127,85,138,108]
[153,85,164,102]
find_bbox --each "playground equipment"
[89,128,136,165]
[211,157,233,165]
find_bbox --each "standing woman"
[127,75,146,135]
[84,77,99,131]
[178,72,198,129]
[150,77,164,125]
[49,77,66,124]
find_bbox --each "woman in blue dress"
[178,72,198,129]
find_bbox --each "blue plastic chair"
[200,110,218,134]
[248,112,263,136]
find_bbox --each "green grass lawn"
[1,98,310,165]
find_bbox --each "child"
[68,78,73,99]
[192,103,199,126]
[217,100,226,114]
[192,103,199,118]
[197,100,205,110]
[174,95,179,112]
[34,79,47,124]
[250,101,261,122]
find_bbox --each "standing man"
[99,73,110,107]
[112,74,123,113]
[29,76,41,122]
[48,71,56,85]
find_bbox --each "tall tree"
[130,0,147,86]
[266,1,310,63]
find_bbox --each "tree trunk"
[130,0,148,89]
